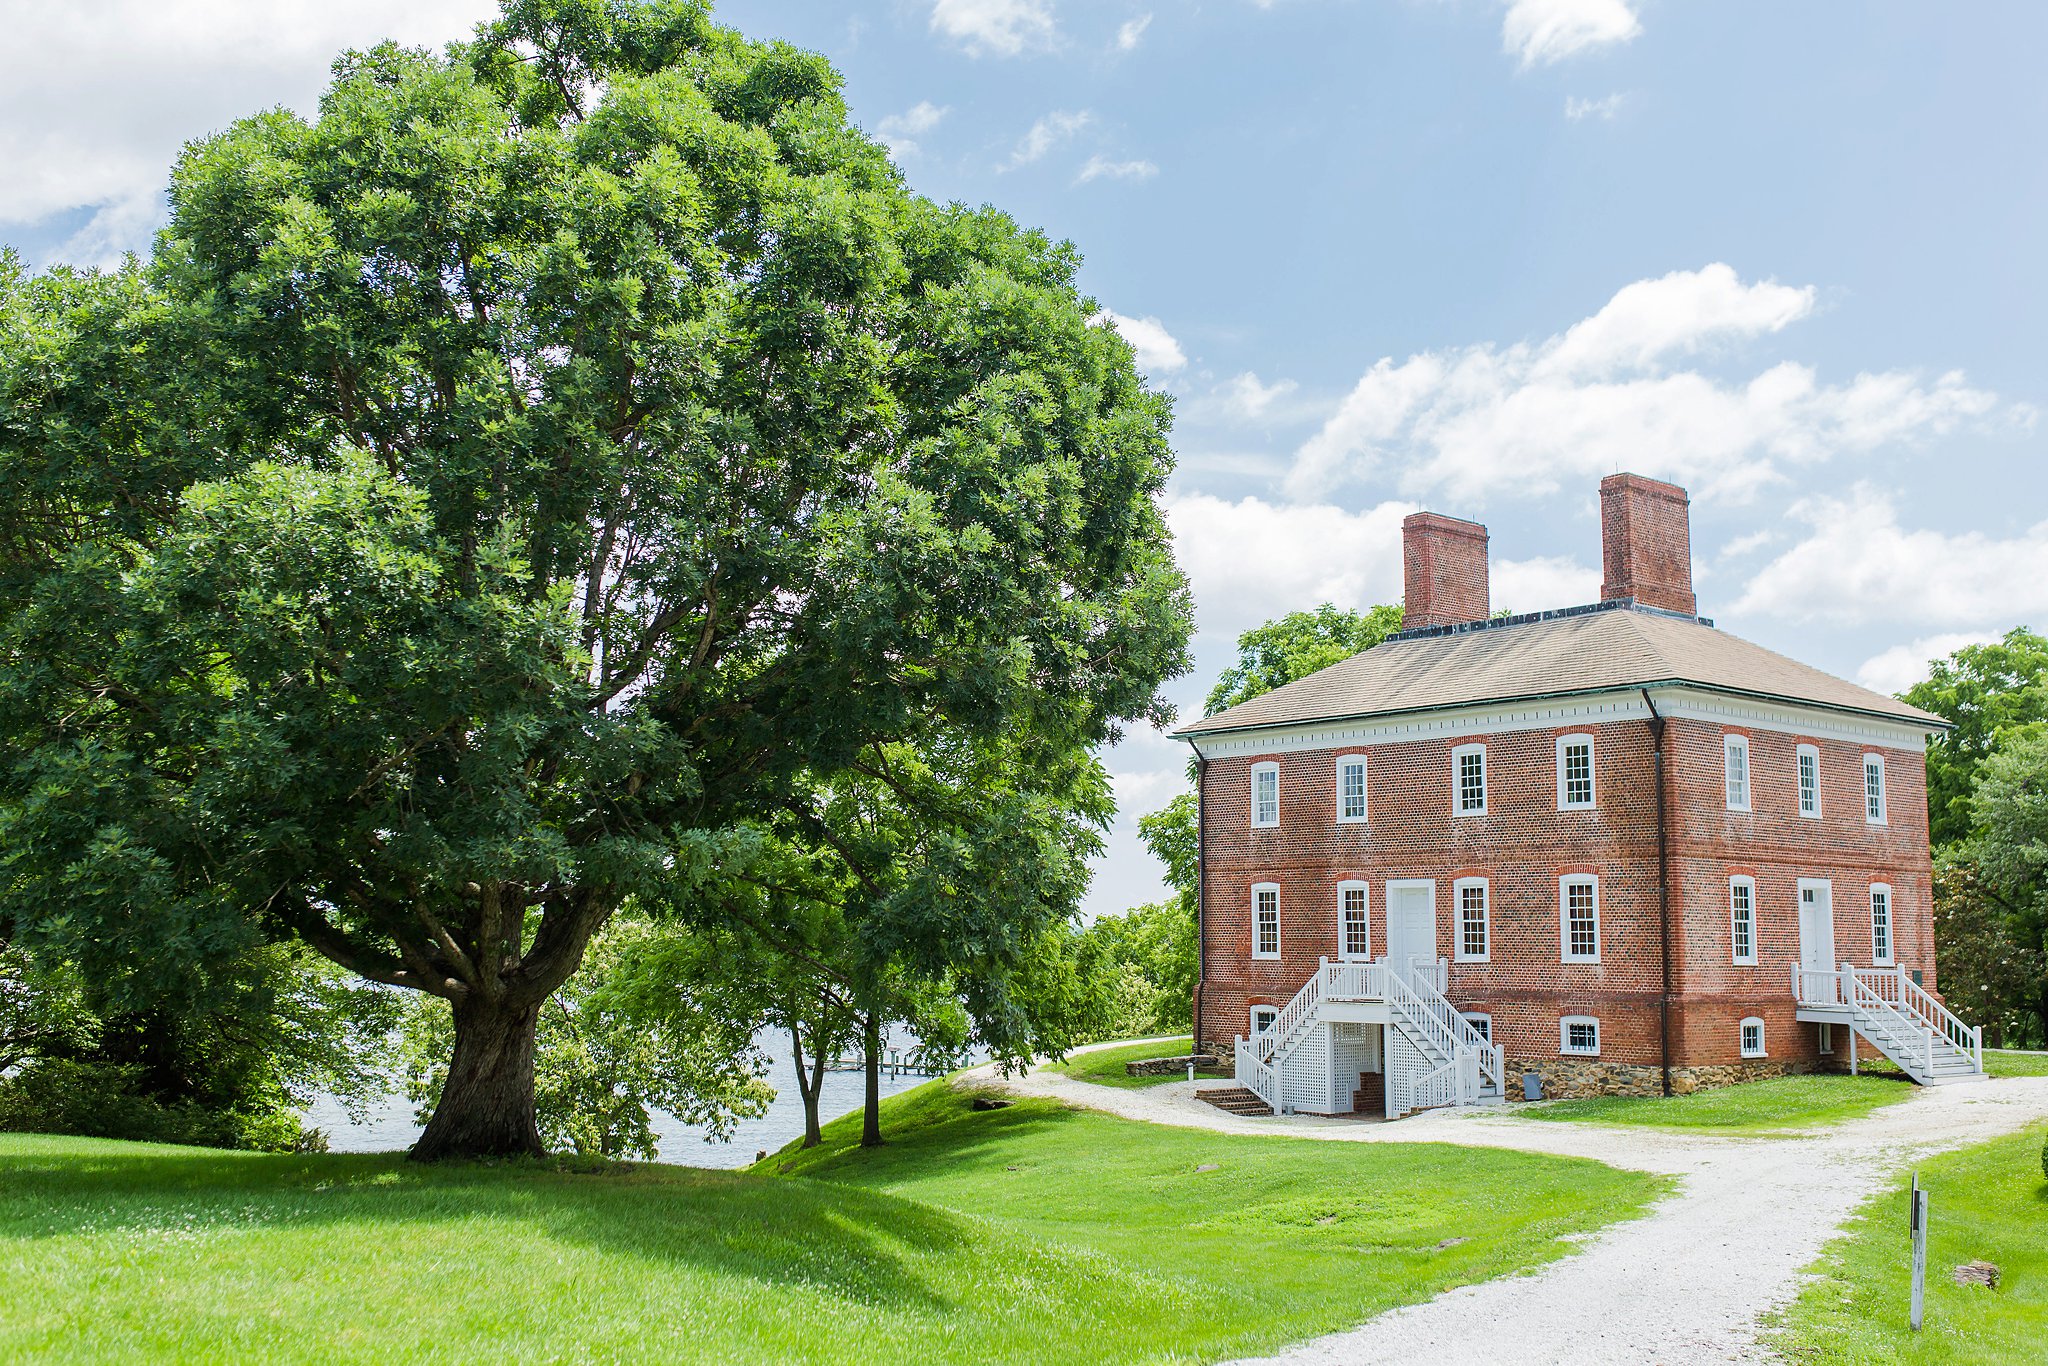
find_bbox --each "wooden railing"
[1790,961,1984,1080]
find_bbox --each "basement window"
[1560,1016,1600,1056]
[1250,1006,1278,1038]
[1740,1017,1766,1059]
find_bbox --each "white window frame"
[1250,761,1280,829]
[1560,874,1601,964]
[1870,883,1894,966]
[1461,1012,1493,1044]
[1454,877,1490,963]
[1556,734,1596,810]
[1724,734,1752,812]
[1560,1015,1601,1056]
[1336,755,1368,825]
[1249,1005,1278,1038]
[1729,876,1757,966]
[1337,880,1371,961]
[1252,883,1281,960]
[1796,744,1821,819]
[1863,753,1887,825]
[1739,1016,1767,1059]
[1452,743,1487,817]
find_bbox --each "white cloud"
[0,0,494,264]
[1165,494,1412,644]
[875,101,948,159]
[1492,555,1602,616]
[1097,311,1187,373]
[1076,154,1159,184]
[1005,109,1091,168]
[1564,93,1628,121]
[1116,14,1153,51]
[930,0,1057,57]
[1288,264,2014,505]
[1856,633,2003,696]
[1735,486,2048,629]
[1220,371,1300,419]
[1503,0,1642,67]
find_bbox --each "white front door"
[1386,880,1437,982]
[1798,879,1836,999]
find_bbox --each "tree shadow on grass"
[0,1135,974,1315]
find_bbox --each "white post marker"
[1909,1172,1928,1332]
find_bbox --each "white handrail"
[1234,1035,1279,1112]
[1380,956,1502,1100]
[1888,967,1984,1073]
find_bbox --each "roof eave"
[1172,678,1951,743]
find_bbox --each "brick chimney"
[1401,512,1490,631]
[1599,473,1696,617]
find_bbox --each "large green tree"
[1902,627,2048,846]
[1204,602,1404,717]
[1962,728,2048,1044]
[0,1,1189,1159]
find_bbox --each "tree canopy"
[1902,627,2048,846]
[0,0,1190,1158]
[1204,603,1403,717]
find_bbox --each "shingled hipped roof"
[1175,602,1947,738]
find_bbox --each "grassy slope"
[1519,1074,1912,1134]
[1765,1122,2048,1364]
[0,1086,1669,1365]
[1043,1036,1199,1089]
[759,1082,1668,1361]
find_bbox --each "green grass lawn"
[1827,1048,2048,1081]
[1765,1122,2048,1364]
[0,1083,1669,1364]
[1043,1035,1204,1089]
[1519,1074,1913,1135]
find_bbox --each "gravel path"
[978,1063,2048,1365]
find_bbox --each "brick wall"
[1196,708,1938,1092]
[1599,473,1696,617]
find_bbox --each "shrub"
[0,1058,324,1152]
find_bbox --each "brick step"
[1197,1086,1273,1117]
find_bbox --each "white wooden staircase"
[1233,957,1505,1118]
[1793,963,1986,1084]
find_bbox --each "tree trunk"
[410,995,545,1162]
[860,1012,883,1148]
[789,1023,824,1149]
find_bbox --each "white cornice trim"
[1184,686,1932,759]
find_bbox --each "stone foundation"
[1125,1052,1232,1077]
[1669,1058,1819,1092]
[1509,1054,1827,1100]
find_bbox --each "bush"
[2039,1131,2046,1182]
[0,1058,324,1152]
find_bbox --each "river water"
[303,1030,943,1168]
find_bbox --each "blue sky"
[5,1,2045,917]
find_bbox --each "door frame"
[1384,878,1438,981]
[1797,877,1837,997]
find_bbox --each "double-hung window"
[1455,878,1490,962]
[1796,744,1821,819]
[1337,756,1368,824]
[1250,1005,1278,1038]
[1870,884,1894,964]
[1730,876,1757,965]
[1724,734,1751,811]
[1453,744,1487,816]
[1251,762,1279,828]
[1561,1016,1600,1056]
[1338,882,1370,960]
[1561,875,1600,963]
[1863,754,1887,825]
[1252,884,1281,959]
[1557,735,1595,809]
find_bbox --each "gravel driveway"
[982,1057,2048,1365]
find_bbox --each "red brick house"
[1177,473,1982,1117]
